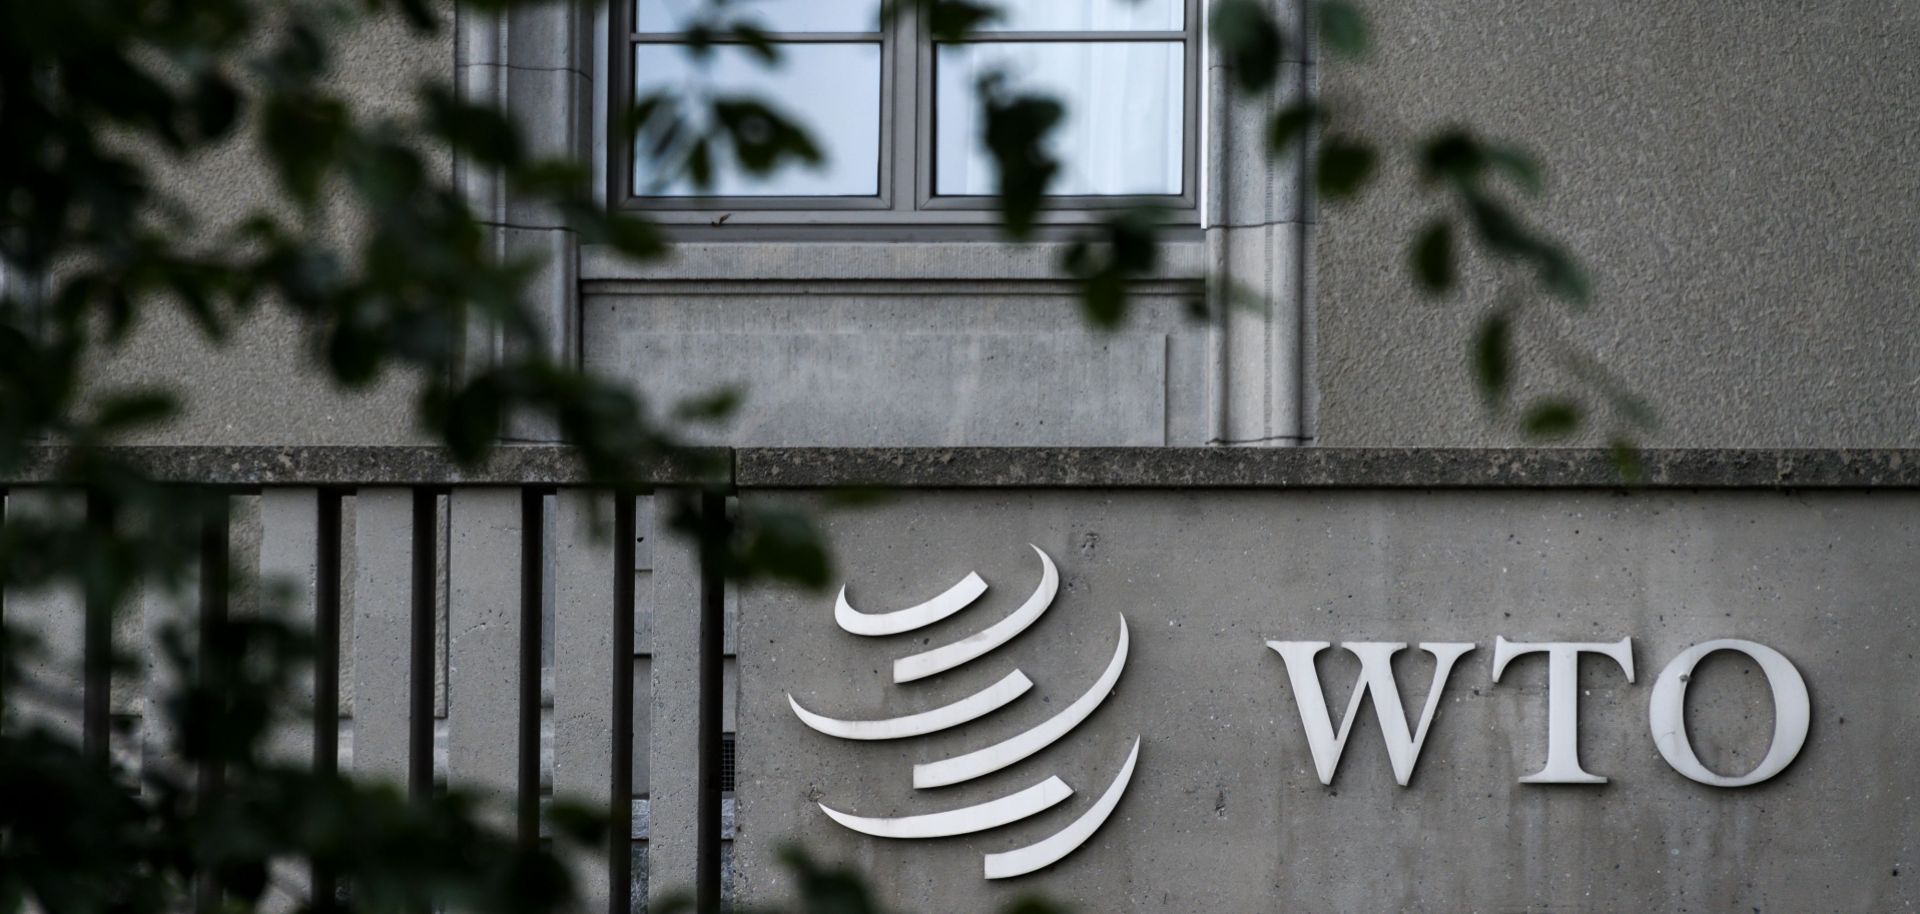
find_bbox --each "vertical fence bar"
[141,511,189,792]
[82,492,114,768]
[695,493,728,912]
[447,489,525,833]
[610,495,636,914]
[196,495,230,914]
[0,488,6,723]
[409,490,437,803]
[312,490,343,914]
[553,489,617,914]
[518,489,544,848]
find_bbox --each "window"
[611,0,1201,228]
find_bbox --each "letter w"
[1266,641,1475,786]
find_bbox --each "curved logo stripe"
[893,545,1058,683]
[983,737,1141,880]
[836,571,988,637]
[788,670,1033,741]
[818,776,1074,839]
[913,614,1130,789]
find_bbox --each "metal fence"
[1,449,734,913]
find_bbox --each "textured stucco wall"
[735,488,1919,912]
[86,8,454,446]
[1314,1,1920,447]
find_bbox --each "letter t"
[1490,637,1635,784]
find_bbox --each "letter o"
[1647,639,1810,787]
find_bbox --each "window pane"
[632,43,882,197]
[935,42,1183,196]
[635,0,879,33]
[978,0,1182,31]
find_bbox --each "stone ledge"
[0,446,727,488]
[732,448,1920,490]
[3,446,1917,489]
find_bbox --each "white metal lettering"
[1266,641,1475,786]
[1490,637,1635,784]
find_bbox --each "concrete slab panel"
[734,489,1920,911]
[589,332,1170,447]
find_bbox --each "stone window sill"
[580,240,1208,284]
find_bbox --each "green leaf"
[544,800,609,848]
[260,94,348,205]
[926,0,1002,40]
[731,505,832,590]
[92,391,179,433]
[424,85,524,168]
[686,137,713,190]
[1418,129,1485,186]
[622,92,672,136]
[672,386,743,423]
[1411,220,1455,294]
[728,23,780,63]
[1474,312,1512,402]
[327,319,382,387]
[1487,144,1543,195]
[1061,208,1163,329]
[712,97,824,176]
[1536,245,1591,306]
[1316,136,1377,200]
[1316,0,1370,58]
[1267,102,1321,155]
[573,211,668,260]
[186,71,241,141]
[1523,398,1582,439]
[1462,192,1532,256]
[1210,0,1288,93]
[1609,437,1645,483]
[427,377,506,463]
[977,75,1065,239]
[394,0,441,31]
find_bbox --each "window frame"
[608,0,1203,228]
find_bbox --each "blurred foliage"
[1,0,1645,912]
[4,606,587,914]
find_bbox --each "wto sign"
[787,544,1816,881]
[786,546,1140,880]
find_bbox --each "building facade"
[15,0,1920,911]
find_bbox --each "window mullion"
[629,31,881,43]
[889,3,921,214]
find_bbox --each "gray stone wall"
[735,487,1919,911]
[85,7,454,447]
[1314,0,1920,447]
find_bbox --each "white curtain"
[937,42,1183,196]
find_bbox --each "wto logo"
[786,545,1140,880]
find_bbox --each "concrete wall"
[734,487,1919,911]
[1315,1,1920,447]
[76,2,1920,451]
[85,8,454,446]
